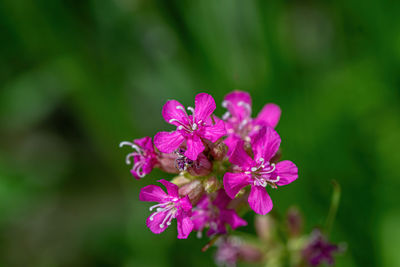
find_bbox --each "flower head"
[223,126,298,214]
[119,136,158,179]
[215,236,263,267]
[192,190,247,237]
[154,93,226,160]
[174,147,213,176]
[222,91,281,155]
[303,230,340,266]
[215,237,241,267]
[139,179,194,239]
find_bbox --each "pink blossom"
[119,137,158,179]
[303,229,341,266]
[154,93,226,160]
[192,190,247,237]
[223,126,298,215]
[139,179,194,239]
[222,90,281,155]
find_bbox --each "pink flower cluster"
[120,91,298,239]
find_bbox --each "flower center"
[149,198,180,228]
[169,106,203,133]
[246,158,280,188]
[223,100,253,140]
[174,148,195,171]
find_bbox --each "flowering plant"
[120,91,343,266]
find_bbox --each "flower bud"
[286,206,303,237]
[178,179,204,205]
[187,153,212,176]
[302,229,341,266]
[171,175,191,187]
[203,176,221,193]
[255,215,275,243]
[157,152,180,174]
[210,141,228,160]
[238,244,263,263]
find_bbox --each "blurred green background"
[1,0,400,266]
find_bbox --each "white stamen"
[176,106,186,112]
[169,118,181,124]
[222,111,230,120]
[269,176,280,183]
[120,142,143,155]
[187,106,195,114]
[222,100,229,108]
[119,141,134,148]
[125,152,137,165]
[149,202,168,211]
[238,118,248,130]
[251,167,258,172]
[192,123,197,130]
[132,160,146,175]
[237,101,252,114]
[159,209,175,228]
[197,231,203,239]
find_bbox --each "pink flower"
[119,137,158,179]
[303,229,341,266]
[223,126,298,215]
[139,179,194,239]
[154,93,226,160]
[222,90,281,155]
[192,190,247,237]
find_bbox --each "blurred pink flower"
[192,190,247,237]
[222,90,281,155]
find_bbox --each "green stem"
[325,180,341,236]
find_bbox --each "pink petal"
[179,196,193,213]
[130,169,144,180]
[255,103,281,128]
[196,195,211,210]
[201,119,226,142]
[248,186,273,215]
[252,126,281,162]
[192,211,208,231]
[139,185,168,202]
[154,131,185,153]
[176,215,194,239]
[184,134,205,160]
[213,189,231,209]
[223,172,250,199]
[134,136,154,151]
[224,134,240,157]
[162,100,189,126]
[141,159,155,175]
[223,90,252,120]
[220,209,248,229]
[146,210,169,234]
[158,179,179,197]
[194,93,216,122]
[229,140,255,168]
[275,160,298,186]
